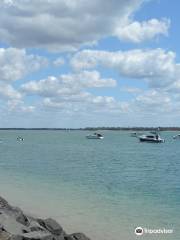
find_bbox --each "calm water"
[0,130,179,240]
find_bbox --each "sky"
[0,0,180,128]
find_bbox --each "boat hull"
[139,137,164,143]
[86,136,104,139]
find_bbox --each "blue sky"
[0,0,179,127]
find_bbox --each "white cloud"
[115,18,170,43]
[134,90,172,112]
[19,47,180,117]
[2,0,14,6]
[0,47,48,82]
[121,86,142,94]
[42,94,127,114]
[7,99,35,113]
[21,70,116,97]
[20,70,122,113]
[0,81,22,100]
[71,48,180,89]
[0,47,47,113]
[0,0,144,51]
[53,57,65,67]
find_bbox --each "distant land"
[0,127,180,131]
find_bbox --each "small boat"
[86,133,104,139]
[173,134,180,139]
[139,133,164,143]
[17,136,24,141]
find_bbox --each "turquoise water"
[0,130,179,240]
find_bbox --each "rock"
[11,235,23,240]
[13,208,29,226]
[65,233,91,240]
[37,218,63,236]
[21,231,53,240]
[0,231,11,240]
[0,196,91,240]
[0,224,5,232]
[0,197,12,210]
[1,213,24,235]
[53,234,66,240]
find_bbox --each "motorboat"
[139,133,164,143]
[86,133,104,139]
[173,134,180,139]
[17,136,24,141]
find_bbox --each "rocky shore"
[0,196,90,240]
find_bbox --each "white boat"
[86,133,104,139]
[17,136,24,141]
[173,134,180,139]
[139,133,164,143]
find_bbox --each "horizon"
[0,126,180,130]
[0,1,179,127]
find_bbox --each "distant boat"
[17,136,24,141]
[86,133,104,139]
[139,133,164,143]
[173,134,180,139]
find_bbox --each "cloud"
[43,94,117,109]
[115,18,170,43]
[0,81,22,100]
[134,90,172,112]
[20,70,122,113]
[71,48,180,89]
[21,70,116,97]
[7,99,35,113]
[121,86,142,94]
[53,57,65,67]
[0,47,48,82]
[0,0,143,51]
[19,47,180,116]
[42,94,129,115]
[0,47,47,114]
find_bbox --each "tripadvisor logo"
[134,226,173,236]
[135,227,143,236]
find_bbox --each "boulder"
[0,196,91,240]
[0,197,12,210]
[11,235,23,240]
[0,231,11,240]
[21,231,54,240]
[37,218,63,236]
[53,234,66,240]
[65,233,91,240]
[13,208,29,226]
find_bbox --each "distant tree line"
[0,127,180,131]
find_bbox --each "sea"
[0,130,179,240]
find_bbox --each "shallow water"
[0,130,179,239]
